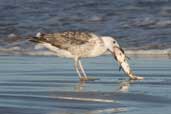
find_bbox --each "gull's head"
[101,36,120,52]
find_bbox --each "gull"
[30,31,144,81]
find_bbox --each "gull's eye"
[113,41,116,44]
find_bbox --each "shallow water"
[1,0,171,49]
[0,56,171,114]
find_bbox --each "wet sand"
[0,56,171,114]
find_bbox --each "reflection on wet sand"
[87,107,127,114]
[49,107,127,114]
[118,80,135,93]
[74,79,135,93]
[48,80,132,114]
[0,56,171,114]
[53,96,116,103]
[74,81,86,92]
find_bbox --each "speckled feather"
[35,31,96,50]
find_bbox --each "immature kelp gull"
[30,31,144,81]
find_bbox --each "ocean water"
[0,56,171,114]
[0,0,171,55]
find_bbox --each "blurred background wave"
[0,0,171,55]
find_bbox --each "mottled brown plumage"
[33,31,96,50]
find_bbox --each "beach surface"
[0,55,171,114]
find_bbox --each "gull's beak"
[112,41,125,54]
[112,45,130,61]
[114,44,125,53]
[111,45,124,59]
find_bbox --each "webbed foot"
[79,77,89,81]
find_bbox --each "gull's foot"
[79,77,89,81]
[79,77,99,81]
[130,76,144,80]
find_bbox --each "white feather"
[40,42,74,58]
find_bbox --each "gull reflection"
[118,79,135,92]
[74,81,86,92]
[74,79,136,92]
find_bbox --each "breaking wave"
[0,45,171,57]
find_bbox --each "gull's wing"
[31,31,98,50]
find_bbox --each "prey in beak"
[112,46,144,80]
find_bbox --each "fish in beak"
[112,46,144,80]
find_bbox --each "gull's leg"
[78,60,88,79]
[74,58,82,79]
